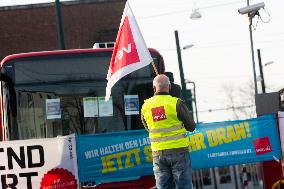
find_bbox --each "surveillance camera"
[238,2,265,15]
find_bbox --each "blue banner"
[76,114,281,183]
[76,130,153,183]
[190,114,281,169]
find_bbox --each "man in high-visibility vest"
[141,74,196,189]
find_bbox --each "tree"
[222,80,256,120]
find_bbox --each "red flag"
[105,1,153,101]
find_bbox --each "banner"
[77,114,281,184]
[0,134,79,189]
[190,114,281,169]
[76,130,153,184]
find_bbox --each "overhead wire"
[198,104,255,113]
[139,0,246,20]
[157,37,284,51]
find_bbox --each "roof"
[0,0,125,11]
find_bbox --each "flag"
[105,1,153,101]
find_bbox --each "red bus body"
[0,47,165,188]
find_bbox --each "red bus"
[0,47,165,188]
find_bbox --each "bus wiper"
[0,73,17,117]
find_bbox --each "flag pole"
[151,61,159,76]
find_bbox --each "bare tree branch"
[222,80,256,120]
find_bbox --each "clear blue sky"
[2,0,284,123]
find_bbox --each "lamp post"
[257,49,265,93]
[174,30,194,101]
[175,30,187,102]
[185,80,199,123]
[257,49,274,93]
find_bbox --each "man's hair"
[153,74,170,90]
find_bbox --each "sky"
[1,0,284,123]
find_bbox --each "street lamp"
[185,80,199,123]
[264,61,274,67]
[190,9,202,20]
[183,44,194,50]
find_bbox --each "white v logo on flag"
[122,43,131,53]
[115,43,132,64]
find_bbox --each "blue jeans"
[153,151,192,189]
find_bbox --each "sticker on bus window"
[124,95,139,115]
[46,99,61,119]
[98,96,113,117]
[83,97,98,117]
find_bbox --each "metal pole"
[233,165,239,189]
[247,0,258,94]
[55,0,65,50]
[186,81,199,123]
[212,168,218,189]
[192,82,199,123]
[249,19,258,95]
[174,30,187,101]
[257,49,266,93]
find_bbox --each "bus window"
[0,49,164,140]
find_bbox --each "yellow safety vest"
[141,95,189,151]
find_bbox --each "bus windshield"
[1,49,164,140]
